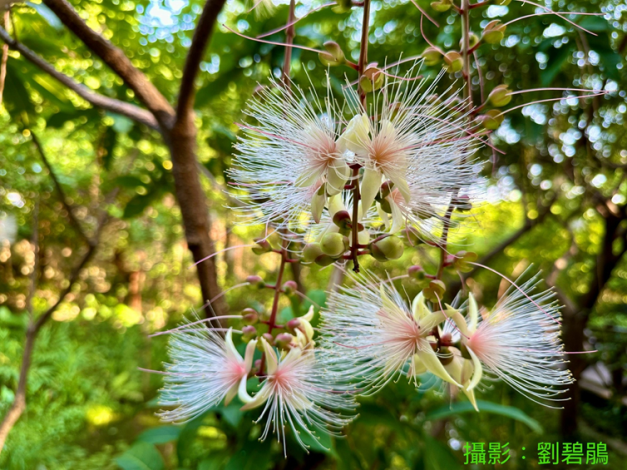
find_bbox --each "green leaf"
[225,439,273,470]
[540,45,574,87]
[578,16,610,33]
[422,435,462,470]
[115,442,165,470]
[102,125,118,171]
[425,400,543,433]
[26,2,63,30]
[123,192,160,219]
[137,426,182,444]
[198,453,229,470]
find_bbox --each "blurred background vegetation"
[1,0,627,468]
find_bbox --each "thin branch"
[0,26,158,130]
[176,0,227,121]
[42,0,174,128]
[0,10,9,106]
[30,131,91,244]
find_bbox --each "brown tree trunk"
[169,111,226,317]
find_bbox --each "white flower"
[320,272,460,394]
[229,76,350,234]
[341,63,483,235]
[157,326,257,423]
[446,278,574,407]
[239,337,356,455]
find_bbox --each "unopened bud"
[332,0,352,12]
[315,254,336,266]
[242,309,259,325]
[421,46,442,67]
[423,280,446,303]
[402,226,422,246]
[459,32,480,49]
[360,66,384,93]
[482,20,506,45]
[320,41,345,65]
[246,275,265,288]
[408,265,426,280]
[320,232,346,258]
[379,181,394,200]
[488,84,512,107]
[332,210,352,230]
[275,332,294,350]
[242,325,257,343]
[286,318,301,334]
[478,109,504,130]
[430,0,452,12]
[370,236,404,261]
[454,251,478,273]
[282,280,298,295]
[444,51,463,73]
[302,243,323,262]
[252,237,272,255]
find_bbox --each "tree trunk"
[169,111,226,318]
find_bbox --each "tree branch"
[30,131,92,245]
[0,188,115,453]
[175,0,227,120]
[0,26,158,130]
[42,0,175,129]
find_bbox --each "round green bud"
[488,84,512,107]
[252,237,273,255]
[459,32,480,49]
[314,254,336,266]
[482,20,506,45]
[421,46,442,67]
[246,275,265,289]
[479,109,504,130]
[430,0,451,12]
[320,232,346,257]
[423,280,446,303]
[302,243,324,262]
[444,51,463,73]
[282,280,298,295]
[275,333,294,350]
[371,236,404,261]
[242,309,259,325]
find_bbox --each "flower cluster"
[229,64,483,265]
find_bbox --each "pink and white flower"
[157,326,257,423]
[239,337,357,454]
[320,272,461,393]
[446,278,574,407]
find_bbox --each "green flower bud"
[482,20,506,45]
[246,275,265,289]
[479,109,504,130]
[314,254,336,266]
[332,210,352,231]
[282,280,298,295]
[275,332,294,350]
[322,41,345,65]
[453,251,478,273]
[459,32,480,49]
[360,66,384,93]
[408,265,426,280]
[320,232,346,257]
[444,51,463,73]
[402,226,422,246]
[488,84,512,107]
[302,243,324,262]
[430,0,452,12]
[423,280,446,303]
[370,236,404,261]
[421,46,442,67]
[252,237,273,255]
[242,309,259,325]
[242,325,257,343]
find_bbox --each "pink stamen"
[193,244,255,266]
[501,91,608,116]
[468,261,561,325]
[504,11,604,28]
[149,315,245,338]
[514,0,598,37]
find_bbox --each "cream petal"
[260,337,278,375]
[224,382,239,406]
[417,347,462,387]
[240,381,272,411]
[419,311,445,333]
[377,202,391,229]
[386,172,411,203]
[244,339,258,372]
[225,328,244,362]
[311,186,326,224]
[463,387,479,412]
[379,285,406,320]
[295,167,324,188]
[466,347,483,392]
[337,114,370,156]
[411,292,430,321]
[467,293,479,333]
[389,198,405,234]
[326,158,350,196]
[444,304,470,338]
[360,168,382,221]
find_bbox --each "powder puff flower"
[446,278,574,407]
[238,337,357,454]
[157,326,257,423]
[229,76,350,234]
[340,64,483,234]
[320,272,461,393]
